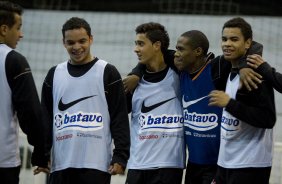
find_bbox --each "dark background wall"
[4,0,282,16]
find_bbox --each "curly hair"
[135,22,170,53]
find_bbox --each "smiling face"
[2,13,23,49]
[221,27,251,64]
[134,33,157,65]
[63,28,93,65]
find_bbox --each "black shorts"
[0,166,21,184]
[126,168,183,184]
[48,168,111,184]
[185,161,217,184]
[214,165,271,184]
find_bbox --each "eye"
[66,41,74,46]
[221,37,227,42]
[231,38,239,42]
[79,39,87,44]
[135,40,145,46]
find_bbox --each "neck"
[188,57,206,74]
[231,54,247,68]
[231,61,239,68]
[146,54,166,72]
[69,55,95,65]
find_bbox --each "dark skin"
[174,36,207,74]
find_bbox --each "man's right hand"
[239,68,262,91]
[33,166,50,175]
[122,75,140,94]
[247,54,265,69]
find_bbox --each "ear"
[245,38,252,50]
[0,25,8,36]
[194,47,203,57]
[89,35,93,44]
[153,41,161,51]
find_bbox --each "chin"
[223,55,233,61]
[174,63,182,71]
[138,60,147,65]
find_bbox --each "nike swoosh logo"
[58,95,96,111]
[182,95,208,108]
[141,97,176,113]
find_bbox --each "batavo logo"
[54,111,103,132]
[221,116,240,132]
[138,114,183,133]
[183,110,218,131]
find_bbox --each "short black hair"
[135,22,170,54]
[62,17,91,38]
[222,17,253,41]
[181,30,209,55]
[0,1,23,28]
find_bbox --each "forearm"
[257,62,282,93]
[105,65,130,167]
[108,87,130,167]
[225,83,276,128]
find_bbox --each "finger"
[246,71,262,86]
[110,168,117,175]
[252,71,262,79]
[247,62,257,69]
[33,170,40,175]
[33,168,41,175]
[108,166,116,175]
[243,79,252,91]
[208,90,217,96]
[208,101,217,106]
[122,80,127,87]
[42,168,50,174]
[208,96,217,104]
[122,79,127,84]
[124,87,128,94]
[247,79,258,90]
[250,75,262,84]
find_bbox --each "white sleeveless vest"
[218,74,273,168]
[128,68,185,169]
[0,44,20,167]
[51,59,111,172]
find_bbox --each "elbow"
[263,115,276,129]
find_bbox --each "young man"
[174,30,226,184]
[247,54,282,93]
[0,1,49,183]
[209,17,276,184]
[125,22,185,184]
[41,17,130,184]
[125,29,262,184]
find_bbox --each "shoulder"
[6,50,29,68]
[105,63,120,76]
[210,55,221,65]
[44,66,57,86]
[47,65,57,75]
[7,50,26,61]
[5,50,32,79]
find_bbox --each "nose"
[134,45,139,53]
[73,42,81,49]
[19,31,23,39]
[174,50,180,57]
[222,39,231,47]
